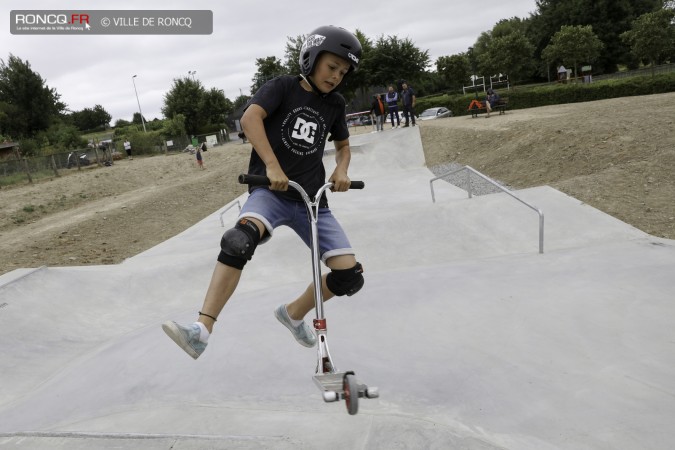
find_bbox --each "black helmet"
[299,26,362,78]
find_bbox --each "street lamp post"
[468,47,479,100]
[131,75,147,133]
[188,70,196,80]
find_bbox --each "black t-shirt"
[246,75,349,207]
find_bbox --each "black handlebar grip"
[239,174,364,190]
[238,174,270,186]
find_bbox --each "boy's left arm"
[329,139,352,192]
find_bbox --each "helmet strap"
[299,74,329,98]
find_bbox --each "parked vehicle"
[419,107,453,120]
[66,152,91,168]
[346,117,363,127]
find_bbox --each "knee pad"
[326,262,364,297]
[217,218,261,269]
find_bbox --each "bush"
[415,71,675,117]
[115,129,165,155]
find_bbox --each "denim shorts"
[239,188,354,263]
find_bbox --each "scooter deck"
[313,372,347,393]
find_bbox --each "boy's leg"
[285,254,357,320]
[198,262,243,332]
[276,254,359,348]
[163,217,265,358]
[162,262,242,359]
[198,215,267,330]
[274,205,363,347]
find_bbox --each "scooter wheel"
[323,391,338,402]
[343,374,359,415]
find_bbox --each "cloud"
[3,0,536,122]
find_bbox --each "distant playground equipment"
[463,74,485,96]
[463,73,510,95]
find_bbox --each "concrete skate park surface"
[1,126,675,449]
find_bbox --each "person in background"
[123,139,133,160]
[196,144,205,169]
[485,88,500,118]
[384,85,400,128]
[400,82,416,127]
[370,94,386,132]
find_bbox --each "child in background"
[195,145,204,169]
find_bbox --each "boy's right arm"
[240,104,288,191]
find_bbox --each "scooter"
[238,174,379,415]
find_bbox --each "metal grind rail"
[430,165,544,254]
[219,200,242,227]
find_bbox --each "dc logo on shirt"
[291,117,318,144]
[282,107,325,156]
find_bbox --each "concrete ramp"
[2,126,675,449]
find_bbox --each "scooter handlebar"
[238,174,364,190]
[238,174,269,186]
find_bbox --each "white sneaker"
[274,305,316,347]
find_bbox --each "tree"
[70,104,111,131]
[341,29,375,98]
[250,56,287,94]
[621,8,675,76]
[529,0,662,73]
[233,94,251,112]
[55,125,87,150]
[36,124,86,151]
[114,118,132,128]
[161,113,187,138]
[284,35,304,75]
[162,78,231,135]
[162,78,205,135]
[201,87,233,127]
[364,35,430,90]
[541,25,604,80]
[436,54,471,92]
[0,54,65,138]
[472,18,536,85]
[482,31,536,84]
[132,112,147,127]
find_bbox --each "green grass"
[0,168,64,187]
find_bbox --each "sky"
[3,0,537,124]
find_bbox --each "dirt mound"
[420,92,675,240]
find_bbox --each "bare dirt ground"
[1,93,674,276]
